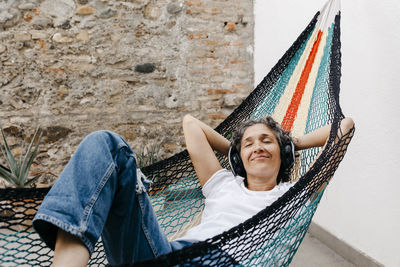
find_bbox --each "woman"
[33,115,354,266]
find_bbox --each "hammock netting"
[0,0,354,265]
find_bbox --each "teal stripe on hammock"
[300,23,334,175]
[251,26,315,119]
[150,174,204,237]
[305,23,334,133]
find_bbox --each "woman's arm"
[293,117,354,151]
[182,114,230,187]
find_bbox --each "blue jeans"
[33,131,192,265]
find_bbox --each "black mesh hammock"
[0,0,355,266]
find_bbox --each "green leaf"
[0,126,42,187]
[0,128,18,176]
[18,141,25,182]
[24,173,42,187]
[0,163,10,173]
[0,164,17,186]
[20,128,42,186]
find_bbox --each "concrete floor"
[291,233,355,267]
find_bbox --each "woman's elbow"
[341,117,355,133]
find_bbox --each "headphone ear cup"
[282,141,295,168]
[228,145,246,177]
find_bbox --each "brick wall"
[0,0,254,186]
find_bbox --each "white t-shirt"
[176,169,294,242]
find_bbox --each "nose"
[253,142,264,153]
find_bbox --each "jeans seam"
[81,161,115,232]
[137,193,159,258]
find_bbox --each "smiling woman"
[180,113,354,245]
[184,114,354,194]
[239,123,283,191]
[230,116,295,189]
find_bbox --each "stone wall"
[0,0,254,186]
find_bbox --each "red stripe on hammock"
[281,30,323,131]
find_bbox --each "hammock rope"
[0,0,354,266]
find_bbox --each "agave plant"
[136,143,162,168]
[0,127,43,188]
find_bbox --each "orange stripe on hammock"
[281,30,323,131]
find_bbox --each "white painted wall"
[254,1,400,266]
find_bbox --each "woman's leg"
[53,229,90,266]
[33,131,173,265]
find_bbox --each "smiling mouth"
[251,155,270,161]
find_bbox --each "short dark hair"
[231,116,293,184]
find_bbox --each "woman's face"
[240,123,281,182]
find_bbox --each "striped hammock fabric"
[0,0,354,266]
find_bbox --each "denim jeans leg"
[33,131,173,265]
[101,169,172,265]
